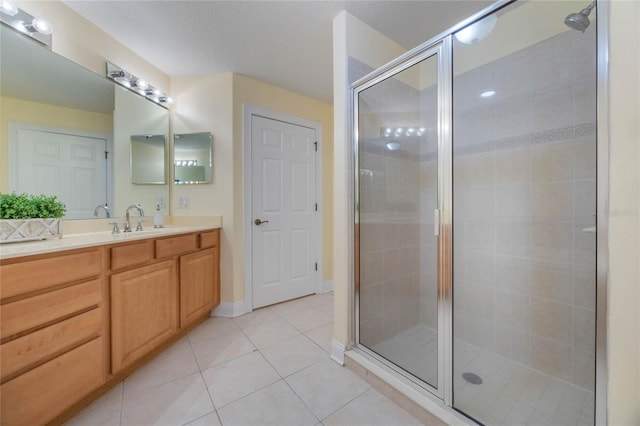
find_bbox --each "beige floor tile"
[305,323,334,353]
[217,380,317,426]
[233,307,279,330]
[65,399,122,426]
[121,373,213,426]
[323,388,423,426]
[201,351,280,408]
[269,297,313,317]
[286,359,370,420]
[184,411,222,425]
[242,316,301,349]
[191,330,256,369]
[302,292,334,312]
[188,317,241,343]
[123,337,199,397]
[261,334,328,377]
[277,306,333,333]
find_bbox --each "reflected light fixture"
[1,1,53,47]
[386,142,400,151]
[381,126,428,138]
[455,14,497,44]
[480,90,496,98]
[106,62,172,107]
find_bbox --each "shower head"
[565,1,596,32]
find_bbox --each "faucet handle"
[136,219,144,232]
[108,222,120,234]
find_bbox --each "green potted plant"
[0,193,66,243]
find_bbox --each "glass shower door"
[356,46,444,392]
[451,2,597,424]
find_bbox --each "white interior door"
[251,115,317,308]
[10,128,108,219]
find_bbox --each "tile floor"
[67,292,423,426]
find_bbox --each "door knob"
[254,218,269,226]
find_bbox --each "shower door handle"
[434,209,440,236]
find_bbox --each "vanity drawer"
[1,308,102,382]
[0,248,102,300]
[111,240,153,271]
[0,336,105,426]
[200,229,220,249]
[155,233,198,258]
[1,278,102,340]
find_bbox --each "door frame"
[242,105,323,312]
[8,121,114,210]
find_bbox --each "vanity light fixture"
[106,62,172,108]
[0,2,53,47]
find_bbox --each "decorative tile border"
[359,122,596,163]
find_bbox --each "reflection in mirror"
[131,135,166,184]
[0,25,170,219]
[173,132,213,184]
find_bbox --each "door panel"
[12,128,108,219]
[356,49,441,391]
[251,116,317,308]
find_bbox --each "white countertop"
[0,225,221,260]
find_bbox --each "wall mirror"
[173,132,213,184]
[131,134,167,184]
[0,25,170,219]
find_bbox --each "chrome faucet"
[124,204,144,232]
[93,203,110,218]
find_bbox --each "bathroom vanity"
[0,226,220,425]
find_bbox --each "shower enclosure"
[354,1,600,424]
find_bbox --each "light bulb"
[136,79,148,90]
[0,0,18,16]
[32,17,53,35]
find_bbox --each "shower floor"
[369,324,594,426]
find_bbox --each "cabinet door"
[180,247,219,327]
[110,260,177,373]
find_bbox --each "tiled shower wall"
[452,28,597,391]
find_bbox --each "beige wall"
[14,1,169,93]
[171,73,235,300]
[0,97,113,192]
[607,1,640,423]
[171,73,334,304]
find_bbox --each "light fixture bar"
[106,61,172,108]
[0,2,53,48]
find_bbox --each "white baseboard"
[321,280,334,293]
[212,300,250,318]
[331,339,346,366]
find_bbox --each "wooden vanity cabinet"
[0,248,106,426]
[108,229,220,372]
[110,259,178,373]
[0,228,220,425]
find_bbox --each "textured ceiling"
[63,1,492,103]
